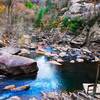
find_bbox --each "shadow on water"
[0,55,98,99]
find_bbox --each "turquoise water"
[0,56,92,100]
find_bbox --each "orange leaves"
[0,2,6,13]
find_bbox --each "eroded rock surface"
[0,52,38,76]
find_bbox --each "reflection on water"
[0,56,90,99]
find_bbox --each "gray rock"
[76,58,84,62]
[69,3,82,13]
[0,47,21,55]
[0,52,38,76]
[70,60,75,63]
[64,1,100,19]
[18,49,31,57]
[59,52,66,57]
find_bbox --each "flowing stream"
[0,55,94,100]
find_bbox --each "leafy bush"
[61,16,69,27]
[68,17,84,33]
[34,7,47,27]
[25,2,33,9]
[61,16,84,33]
[34,0,54,28]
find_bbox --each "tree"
[1,0,17,47]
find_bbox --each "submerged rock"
[4,85,16,90]
[0,52,38,76]
[7,96,21,100]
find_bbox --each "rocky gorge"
[0,0,100,100]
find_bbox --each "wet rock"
[0,75,6,79]
[76,58,84,62]
[8,96,21,100]
[82,52,95,61]
[71,93,79,99]
[59,52,66,57]
[58,48,97,63]
[11,85,30,91]
[47,92,60,99]
[29,97,37,100]
[70,60,75,63]
[4,85,16,90]
[0,52,38,76]
[49,60,62,65]
[41,91,98,100]
[61,93,70,100]
[78,92,90,99]
[41,92,48,99]
[94,56,99,62]
[56,58,64,63]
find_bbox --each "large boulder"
[0,47,21,55]
[0,52,38,77]
[64,1,100,19]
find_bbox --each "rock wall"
[64,0,100,19]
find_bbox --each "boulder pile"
[0,48,38,77]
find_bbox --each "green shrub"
[34,7,47,27]
[25,2,33,9]
[68,17,84,33]
[61,16,69,27]
[34,0,54,28]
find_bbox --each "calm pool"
[0,56,94,100]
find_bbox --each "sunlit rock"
[11,85,30,91]
[0,53,38,76]
[82,47,91,53]
[29,97,37,100]
[4,85,16,90]
[76,58,84,62]
[59,52,66,57]
[49,60,62,65]
[70,60,75,63]
[69,3,82,13]
[19,49,30,57]
[56,58,64,63]
[94,56,99,62]
[8,96,21,100]
[0,47,21,55]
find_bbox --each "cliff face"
[64,0,100,19]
